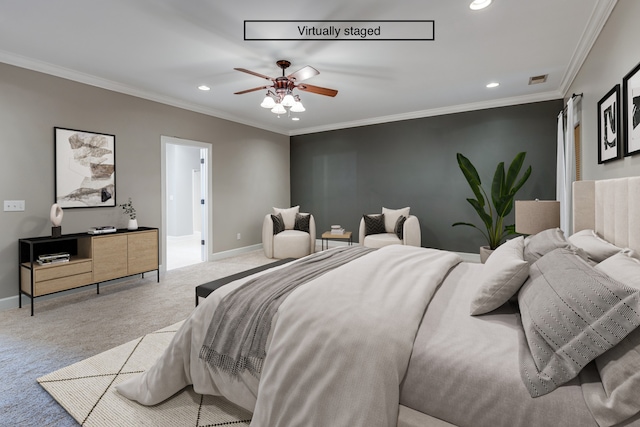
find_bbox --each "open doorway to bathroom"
[161,136,211,271]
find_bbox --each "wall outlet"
[4,200,25,211]
[236,233,241,240]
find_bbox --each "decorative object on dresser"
[88,225,117,234]
[54,127,116,208]
[18,228,159,315]
[49,203,63,237]
[359,207,421,248]
[453,152,532,260]
[119,197,138,230]
[514,200,560,235]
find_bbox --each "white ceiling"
[0,0,615,136]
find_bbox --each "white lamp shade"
[271,103,286,114]
[290,101,305,112]
[515,200,561,235]
[281,93,295,107]
[260,96,276,108]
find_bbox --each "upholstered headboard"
[573,177,640,253]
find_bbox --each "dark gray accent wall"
[291,100,563,253]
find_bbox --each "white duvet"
[116,245,461,426]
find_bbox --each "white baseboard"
[208,244,263,261]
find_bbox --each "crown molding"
[558,0,618,96]
[0,50,290,136]
[289,90,564,136]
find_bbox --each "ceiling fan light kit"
[234,60,338,117]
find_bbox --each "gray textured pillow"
[517,248,640,397]
[568,229,622,262]
[581,252,640,426]
[595,250,640,289]
[470,236,529,315]
[523,227,570,264]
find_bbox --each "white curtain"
[557,97,576,235]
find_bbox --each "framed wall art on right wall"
[597,84,621,164]
[623,61,640,156]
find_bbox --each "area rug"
[37,321,252,426]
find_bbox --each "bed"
[117,177,640,427]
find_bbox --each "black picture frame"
[597,84,621,164]
[623,61,640,156]
[54,127,116,208]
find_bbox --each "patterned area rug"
[37,321,252,426]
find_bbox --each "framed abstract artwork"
[623,61,640,156]
[54,127,116,208]
[597,84,621,164]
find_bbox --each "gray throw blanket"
[199,246,374,378]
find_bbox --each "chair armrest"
[403,215,421,247]
[308,214,317,254]
[359,217,367,245]
[262,214,275,258]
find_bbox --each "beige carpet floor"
[0,249,273,427]
[37,321,252,426]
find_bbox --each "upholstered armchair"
[263,206,316,259]
[359,207,421,248]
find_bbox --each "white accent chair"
[262,206,316,259]
[359,207,421,249]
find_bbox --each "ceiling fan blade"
[234,68,274,81]
[234,85,270,95]
[288,65,319,82]
[296,83,338,97]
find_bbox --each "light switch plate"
[4,200,25,211]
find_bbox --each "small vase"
[127,218,138,230]
[479,246,494,263]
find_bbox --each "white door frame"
[160,136,212,271]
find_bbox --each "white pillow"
[273,206,299,230]
[595,250,640,289]
[568,229,622,262]
[470,236,529,315]
[382,207,410,233]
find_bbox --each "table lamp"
[515,200,560,235]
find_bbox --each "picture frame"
[54,127,116,208]
[597,84,621,164]
[623,61,640,156]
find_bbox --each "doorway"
[161,136,211,271]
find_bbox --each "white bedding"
[117,245,461,426]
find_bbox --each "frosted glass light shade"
[281,93,296,107]
[260,96,276,108]
[271,103,286,114]
[290,101,306,112]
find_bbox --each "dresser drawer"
[34,272,94,296]
[35,260,93,282]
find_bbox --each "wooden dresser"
[19,228,159,315]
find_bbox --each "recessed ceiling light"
[198,85,210,91]
[486,82,499,88]
[292,117,300,121]
[470,0,492,10]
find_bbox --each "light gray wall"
[568,0,640,180]
[166,144,201,237]
[291,100,562,253]
[0,62,289,301]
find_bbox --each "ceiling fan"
[234,60,338,114]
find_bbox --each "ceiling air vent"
[528,74,548,85]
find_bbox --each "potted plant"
[119,197,138,230]
[453,152,531,262]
